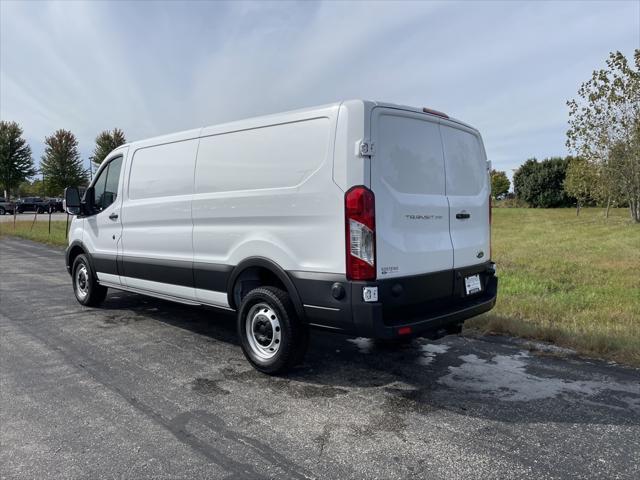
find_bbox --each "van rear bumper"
[350,274,497,339]
[290,262,498,339]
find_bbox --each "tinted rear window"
[440,125,486,196]
[377,114,445,195]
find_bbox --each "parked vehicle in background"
[0,197,16,215]
[15,197,53,214]
[46,197,64,212]
[63,100,498,374]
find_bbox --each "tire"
[36,207,44,214]
[374,336,414,348]
[237,286,308,374]
[446,323,463,336]
[0,207,5,215]
[72,254,108,307]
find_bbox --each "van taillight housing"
[345,186,376,281]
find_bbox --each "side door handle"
[456,212,471,220]
[109,212,119,220]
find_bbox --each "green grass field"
[0,219,69,247]
[2,208,639,365]
[467,208,640,366]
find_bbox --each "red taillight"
[345,186,376,281]
[398,326,412,336]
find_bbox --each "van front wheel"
[72,254,108,307]
[237,286,308,374]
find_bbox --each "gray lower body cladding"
[290,262,497,338]
[65,245,497,339]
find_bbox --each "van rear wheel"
[237,286,308,374]
[72,254,108,307]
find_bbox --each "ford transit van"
[64,100,498,374]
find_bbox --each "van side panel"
[120,138,199,300]
[192,109,344,306]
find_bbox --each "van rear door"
[440,122,490,268]
[370,108,454,279]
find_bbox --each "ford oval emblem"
[476,251,485,259]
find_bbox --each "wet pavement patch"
[190,378,231,396]
[437,351,640,404]
[99,312,145,327]
[268,379,349,399]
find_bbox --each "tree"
[567,50,640,222]
[609,131,640,221]
[40,129,88,195]
[0,121,35,198]
[490,169,510,199]
[513,157,574,208]
[564,157,598,215]
[513,158,538,202]
[17,179,45,197]
[90,128,126,166]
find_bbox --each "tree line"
[491,49,639,223]
[0,124,126,199]
[491,157,576,209]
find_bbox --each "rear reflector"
[422,107,449,119]
[345,186,376,281]
[398,326,412,336]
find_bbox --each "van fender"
[226,257,305,320]
[66,239,89,274]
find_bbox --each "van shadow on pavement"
[100,290,640,429]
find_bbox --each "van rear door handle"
[456,212,471,219]
[109,213,119,220]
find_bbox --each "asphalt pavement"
[1,237,638,479]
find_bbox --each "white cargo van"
[64,100,497,373]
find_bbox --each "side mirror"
[64,187,81,215]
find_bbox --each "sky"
[1,0,639,182]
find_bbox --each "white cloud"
[1,0,638,177]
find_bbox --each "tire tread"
[237,286,308,375]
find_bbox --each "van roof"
[366,100,478,132]
[124,99,478,150]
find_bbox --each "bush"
[513,157,575,208]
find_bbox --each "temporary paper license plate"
[465,274,482,295]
